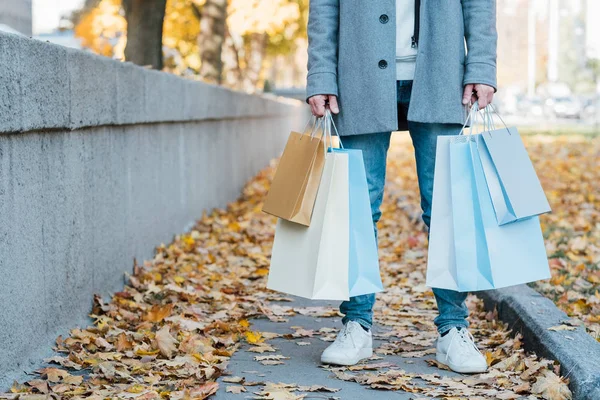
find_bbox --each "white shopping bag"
[267,150,351,300]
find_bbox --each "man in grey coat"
[307,0,497,373]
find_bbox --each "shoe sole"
[320,348,373,366]
[435,352,488,374]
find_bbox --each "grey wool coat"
[306,0,498,136]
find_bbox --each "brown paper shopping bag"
[262,118,326,226]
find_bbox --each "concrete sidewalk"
[214,297,461,399]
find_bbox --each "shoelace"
[445,329,483,362]
[334,323,359,348]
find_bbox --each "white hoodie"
[396,0,418,80]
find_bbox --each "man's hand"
[308,94,339,117]
[462,84,494,109]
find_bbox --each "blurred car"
[546,97,582,119]
[519,96,545,118]
[581,96,598,121]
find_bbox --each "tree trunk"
[242,32,268,92]
[123,0,167,70]
[198,0,228,84]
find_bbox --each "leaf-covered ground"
[3,133,595,399]
[527,135,600,340]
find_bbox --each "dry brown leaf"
[155,326,178,359]
[222,376,245,384]
[259,360,285,366]
[494,353,522,371]
[425,359,451,371]
[531,370,572,400]
[144,304,174,322]
[253,355,289,362]
[226,385,246,394]
[24,380,48,394]
[248,345,277,353]
[38,368,70,383]
[296,385,340,392]
[548,325,577,332]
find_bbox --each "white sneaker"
[320,321,373,366]
[436,327,488,373]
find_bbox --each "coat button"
[378,60,388,69]
[379,14,389,24]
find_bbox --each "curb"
[478,285,600,400]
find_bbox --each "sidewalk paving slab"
[214,297,461,400]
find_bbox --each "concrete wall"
[0,0,32,36]
[0,32,304,387]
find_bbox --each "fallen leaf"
[531,370,572,400]
[155,326,178,359]
[144,304,174,322]
[222,376,245,384]
[226,385,246,394]
[248,345,276,353]
[548,325,576,332]
[245,331,265,344]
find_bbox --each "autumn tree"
[73,0,307,89]
[73,0,126,58]
[198,0,228,84]
[122,0,168,69]
[225,0,305,91]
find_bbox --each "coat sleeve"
[462,0,498,91]
[305,0,340,102]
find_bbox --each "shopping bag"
[426,135,459,290]
[427,135,551,292]
[332,148,384,297]
[478,108,551,225]
[448,137,495,291]
[262,117,326,226]
[267,150,351,300]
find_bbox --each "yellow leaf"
[484,351,494,366]
[126,384,146,393]
[239,319,250,328]
[245,331,264,344]
[135,349,160,356]
[183,235,195,247]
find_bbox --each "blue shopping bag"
[332,148,383,297]
[448,137,495,292]
[428,135,550,293]
[478,121,551,226]
[470,136,551,289]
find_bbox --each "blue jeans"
[339,80,469,335]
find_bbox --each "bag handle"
[483,103,512,137]
[300,114,317,135]
[324,109,344,149]
[460,103,481,138]
[460,102,510,139]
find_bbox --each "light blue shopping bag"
[479,126,551,226]
[332,148,384,297]
[443,136,551,292]
[448,137,494,292]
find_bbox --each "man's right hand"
[308,95,340,117]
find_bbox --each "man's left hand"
[462,83,495,109]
